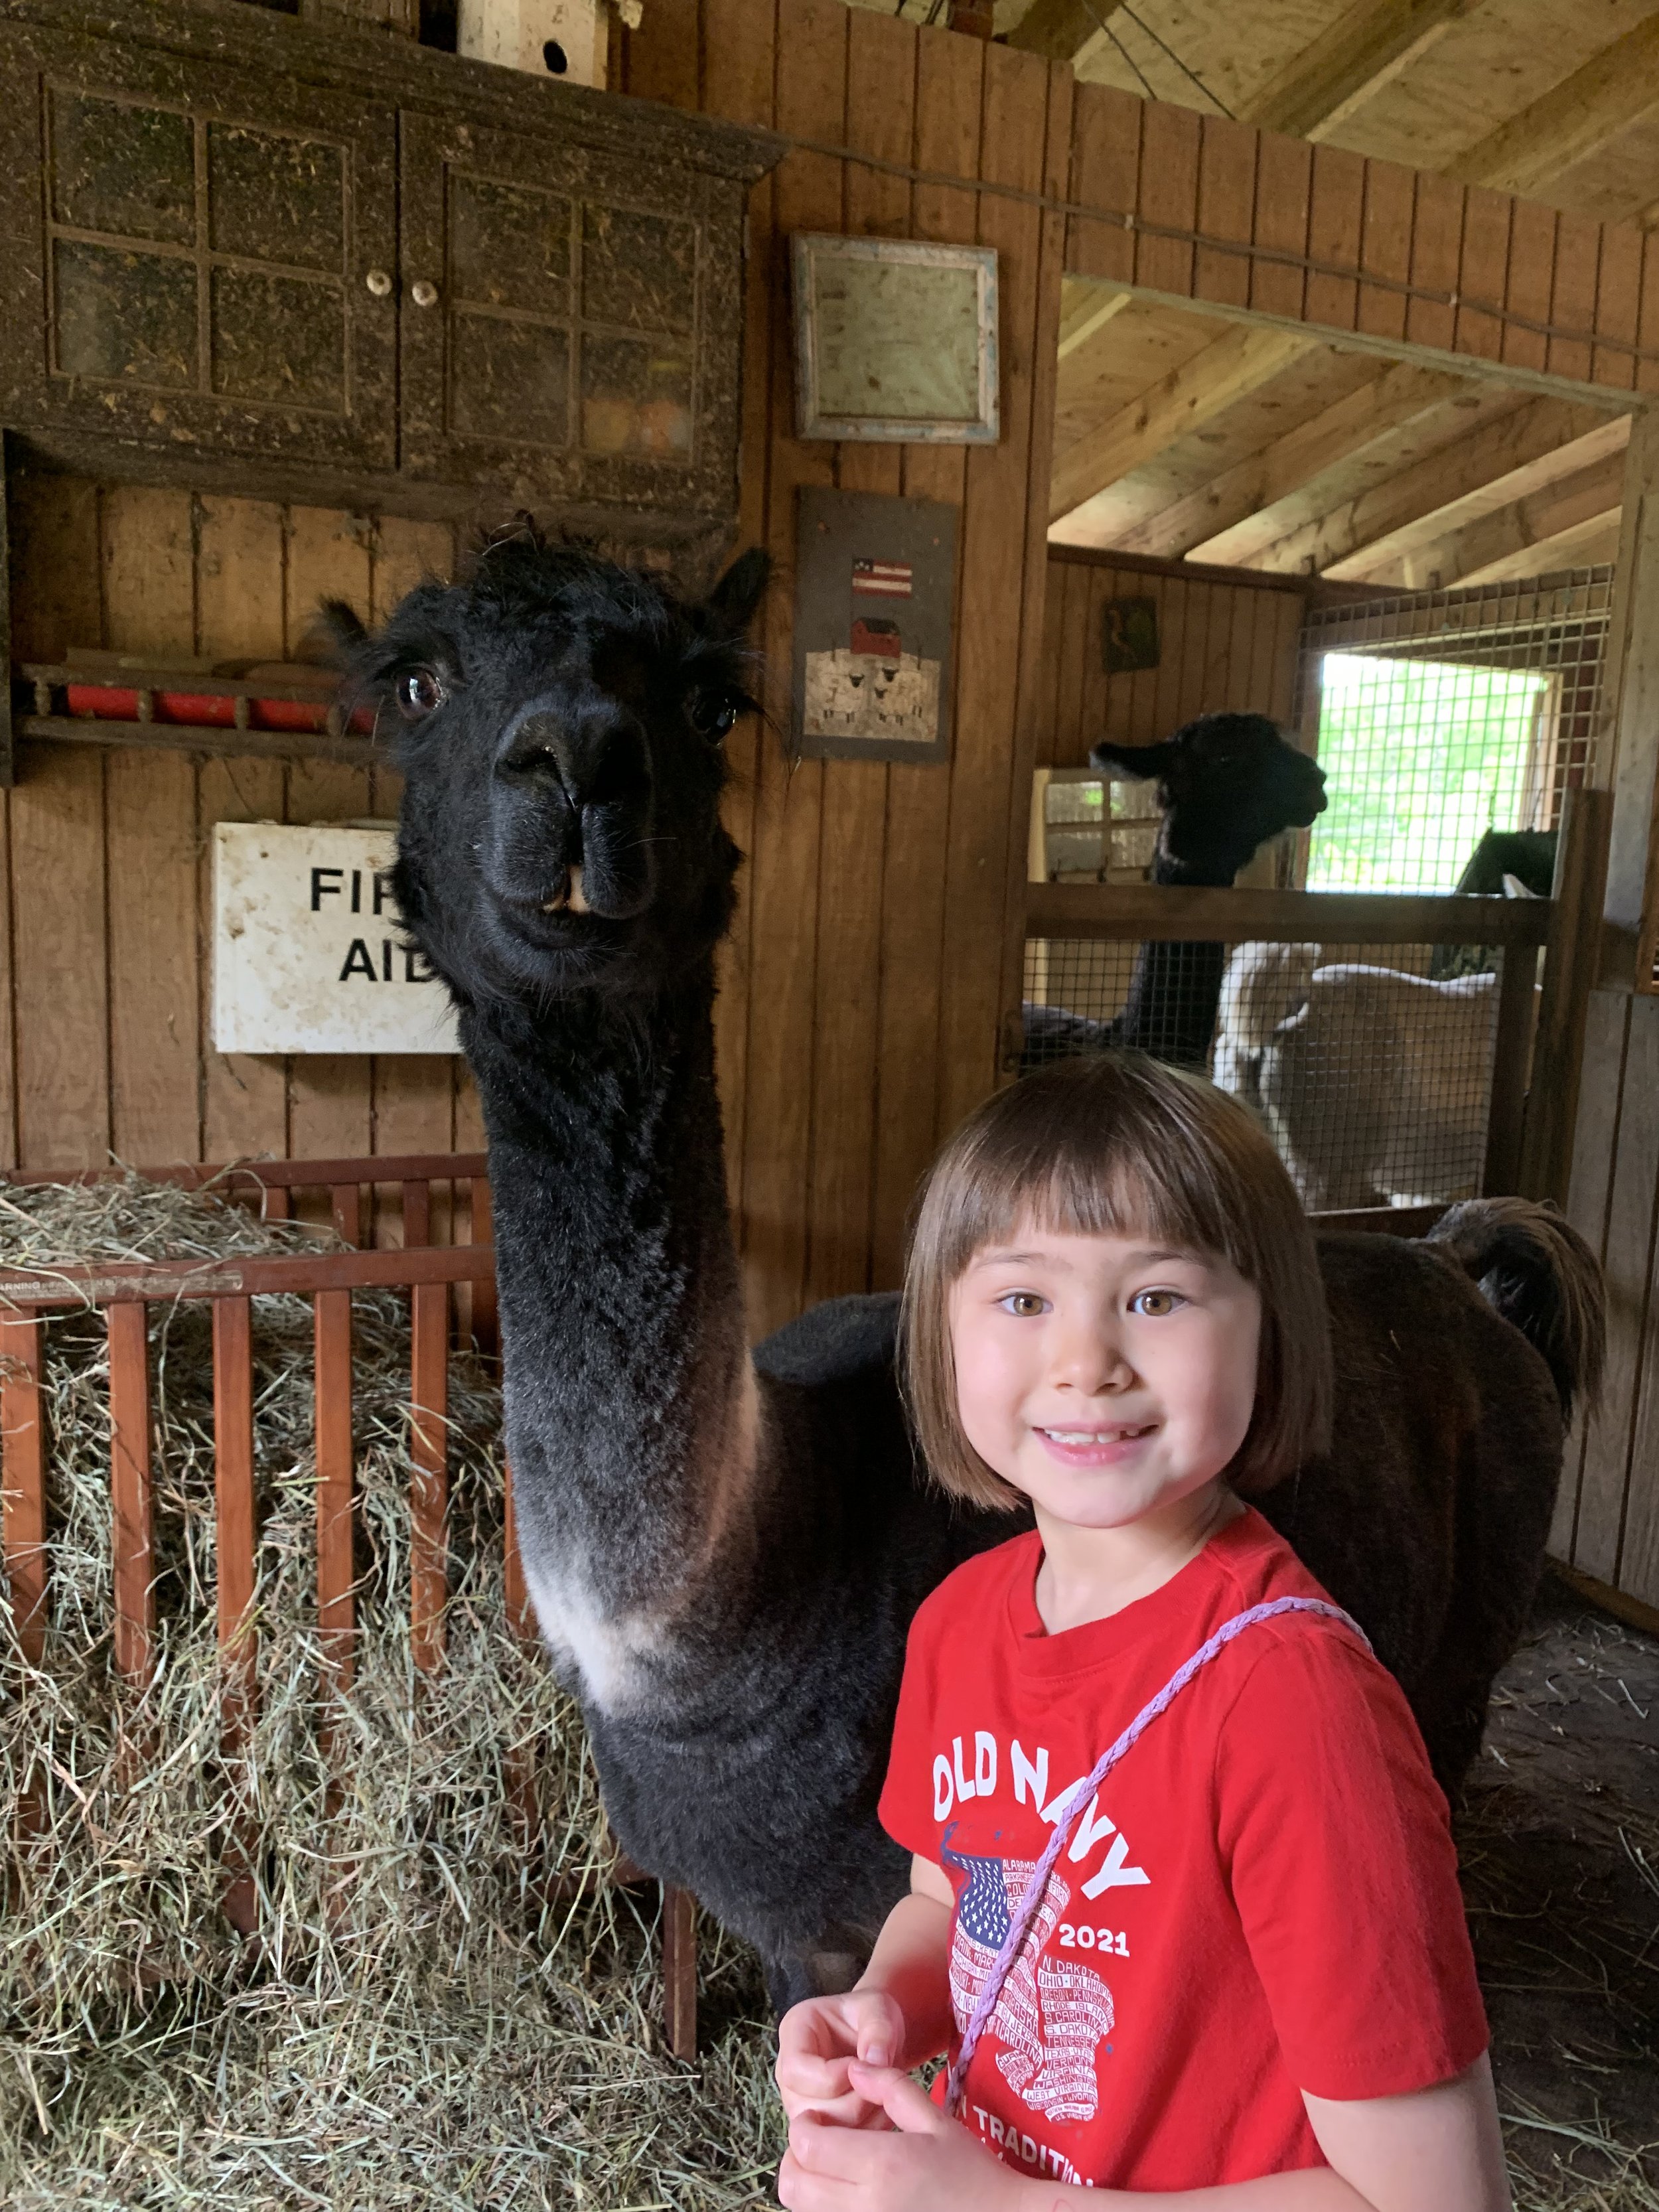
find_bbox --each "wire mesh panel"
[1295,567,1613,895]
[1023,935,1517,1209]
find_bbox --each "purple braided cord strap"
[941,1594,1368,2118]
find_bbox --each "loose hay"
[3,1173,1650,2207]
[0,1173,782,2209]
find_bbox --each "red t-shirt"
[878,1509,1487,2194]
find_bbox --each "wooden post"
[314,1290,356,1692]
[1,1307,46,1664]
[1,432,13,790]
[1518,786,1613,1203]
[409,1281,450,1671]
[1480,940,1536,1197]
[662,1884,699,2060]
[213,1293,259,1935]
[107,1301,155,1685]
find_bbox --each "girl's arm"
[780,2054,1511,2212]
[774,1856,956,2127]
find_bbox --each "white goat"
[1214,944,1499,1211]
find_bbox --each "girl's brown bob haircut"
[900,1051,1333,1512]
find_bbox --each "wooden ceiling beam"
[1050,15,1654,540]
[1445,15,1659,197]
[1113,361,1471,559]
[1248,0,1486,142]
[1057,283,1134,362]
[1050,323,1312,524]
[1248,399,1628,575]
[1006,0,1121,66]
[1451,510,1624,590]
[1358,450,1628,590]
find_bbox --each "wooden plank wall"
[1037,550,1304,769]
[1065,85,1659,409]
[3,480,480,1211]
[3,4,1070,1336]
[618,0,1070,1332]
[1553,411,1659,1613]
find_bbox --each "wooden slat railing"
[0,1154,701,2060]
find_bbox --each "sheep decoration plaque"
[212,823,459,1055]
[793,487,958,763]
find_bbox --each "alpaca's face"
[1094,712,1327,879]
[328,543,766,1003]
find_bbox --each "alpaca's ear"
[313,597,370,664]
[1090,737,1176,780]
[705,548,770,637]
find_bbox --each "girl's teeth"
[1047,1426,1147,1443]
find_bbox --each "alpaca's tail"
[1427,1197,1606,1424]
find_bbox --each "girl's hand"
[774,1990,910,2128]
[778,2063,1046,2211]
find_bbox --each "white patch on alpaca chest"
[518,1359,763,1714]
[521,1558,666,1713]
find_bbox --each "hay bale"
[0,1173,781,2209]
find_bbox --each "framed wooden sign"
[790,234,999,444]
[792,487,958,762]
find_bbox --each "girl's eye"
[999,1291,1048,1318]
[1131,1289,1184,1318]
[396,668,447,721]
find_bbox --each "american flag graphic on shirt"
[944,1830,1117,2125]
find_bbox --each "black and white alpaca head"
[323,528,768,1007]
[1092,710,1327,884]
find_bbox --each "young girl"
[775,1053,1509,2212]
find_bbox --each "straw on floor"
[1,1173,1650,2208]
[0,1173,782,2211]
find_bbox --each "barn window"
[1296,567,1615,898]
[1303,653,1553,895]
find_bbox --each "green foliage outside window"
[1305,653,1550,894]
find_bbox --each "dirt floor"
[1459,1571,1659,2208]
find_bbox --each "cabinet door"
[0,27,397,473]
[399,113,739,519]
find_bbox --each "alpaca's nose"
[500,695,650,815]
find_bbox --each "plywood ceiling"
[847,0,1656,588]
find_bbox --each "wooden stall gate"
[1023,787,1611,1213]
[0,1152,699,2062]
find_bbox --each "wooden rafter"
[1050,322,1311,524]
[1052,23,1654,536]
[1356,448,1628,590]
[1112,360,1471,559]
[1006,0,1121,65]
[1248,0,1486,143]
[1057,281,1134,362]
[1446,15,1659,197]
[1454,509,1623,590]
[1253,399,1629,575]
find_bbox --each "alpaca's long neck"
[461,968,755,1645]
[1112,846,1234,1069]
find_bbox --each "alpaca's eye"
[397,668,446,721]
[686,687,739,742]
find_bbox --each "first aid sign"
[212,822,459,1055]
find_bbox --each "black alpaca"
[1023,714,1328,1072]
[326,536,1601,2014]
